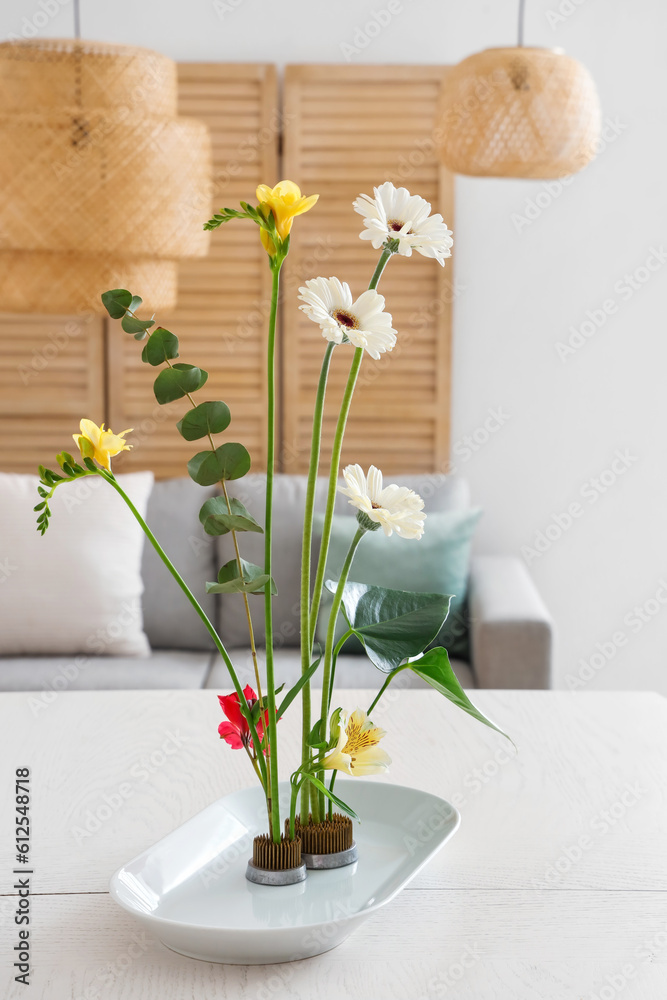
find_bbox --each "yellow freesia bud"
[72,419,132,472]
[256,180,319,251]
[259,228,278,258]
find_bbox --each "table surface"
[1,688,666,1000]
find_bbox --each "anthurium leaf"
[141,327,180,366]
[330,580,452,674]
[154,364,208,405]
[205,558,276,595]
[121,313,154,335]
[198,495,263,536]
[400,647,513,745]
[301,773,359,822]
[276,657,321,718]
[101,288,132,319]
[187,442,250,486]
[177,400,231,441]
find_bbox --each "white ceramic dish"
[109,779,460,965]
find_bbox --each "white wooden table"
[1,689,666,999]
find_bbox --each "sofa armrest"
[468,556,553,689]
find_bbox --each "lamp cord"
[73,0,81,39]
[517,0,526,46]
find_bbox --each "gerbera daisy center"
[332,309,359,329]
[387,218,415,234]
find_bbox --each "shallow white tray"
[110,779,460,965]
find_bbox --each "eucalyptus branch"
[161,355,265,707]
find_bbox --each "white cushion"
[0,471,153,657]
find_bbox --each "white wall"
[3,0,666,693]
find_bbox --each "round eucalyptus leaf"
[177,400,231,441]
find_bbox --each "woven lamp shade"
[438,47,601,179]
[0,39,212,314]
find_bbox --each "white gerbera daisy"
[353,181,453,265]
[340,464,426,539]
[298,276,397,360]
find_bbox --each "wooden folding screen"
[0,314,104,473]
[282,65,454,476]
[0,63,453,478]
[107,64,278,478]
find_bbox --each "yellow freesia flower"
[72,419,132,472]
[256,180,319,255]
[322,708,391,776]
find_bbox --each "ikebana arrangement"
[34,180,509,885]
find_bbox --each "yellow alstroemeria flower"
[72,419,132,472]
[322,708,391,777]
[256,180,319,255]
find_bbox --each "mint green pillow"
[314,508,482,660]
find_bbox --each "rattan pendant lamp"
[438,0,601,178]
[0,0,212,314]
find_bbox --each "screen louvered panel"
[282,64,454,476]
[0,314,103,472]
[108,64,278,480]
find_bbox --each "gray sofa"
[2,474,553,693]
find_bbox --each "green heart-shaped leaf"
[400,646,513,744]
[332,580,452,673]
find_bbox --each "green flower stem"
[320,526,366,726]
[289,774,306,840]
[324,630,354,820]
[366,666,408,716]
[328,629,354,709]
[368,246,394,291]
[264,258,283,843]
[306,245,394,824]
[328,771,338,820]
[308,346,363,635]
[309,245,393,636]
[317,526,366,816]
[97,470,268,790]
[299,340,336,822]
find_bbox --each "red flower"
[218,685,269,755]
